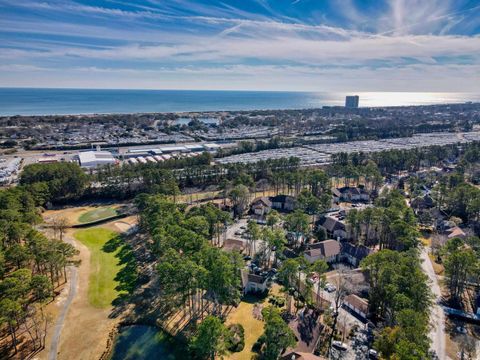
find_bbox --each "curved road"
[420,247,447,360]
[48,235,78,360]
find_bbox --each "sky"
[0,0,479,92]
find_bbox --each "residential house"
[333,186,370,203]
[437,219,456,232]
[223,239,245,253]
[270,194,296,212]
[411,194,434,211]
[343,294,369,320]
[437,220,467,240]
[250,197,272,217]
[316,216,347,240]
[241,269,268,295]
[446,226,466,239]
[304,240,341,264]
[340,242,373,267]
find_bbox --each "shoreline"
[1,89,479,117]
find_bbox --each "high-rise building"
[345,95,359,108]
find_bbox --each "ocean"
[0,88,478,116]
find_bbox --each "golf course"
[74,227,126,308]
[77,206,120,224]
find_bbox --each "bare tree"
[328,270,358,356]
[51,216,70,241]
[456,334,477,360]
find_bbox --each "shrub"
[226,324,245,353]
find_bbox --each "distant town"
[1,101,479,185]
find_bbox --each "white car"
[332,341,348,351]
[325,283,336,292]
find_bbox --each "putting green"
[78,207,118,224]
[74,228,124,308]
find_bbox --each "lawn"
[226,299,264,360]
[77,206,119,224]
[226,285,283,360]
[74,227,126,308]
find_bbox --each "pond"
[110,325,186,360]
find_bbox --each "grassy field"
[77,206,119,224]
[74,227,126,308]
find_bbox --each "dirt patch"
[43,206,99,226]
[44,204,125,227]
[428,253,445,275]
[101,215,138,233]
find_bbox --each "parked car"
[368,349,378,359]
[332,341,348,351]
[325,283,336,292]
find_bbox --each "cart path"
[48,234,78,360]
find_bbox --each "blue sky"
[0,0,479,91]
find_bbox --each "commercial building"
[345,95,359,108]
[78,151,116,168]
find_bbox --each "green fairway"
[77,207,118,224]
[74,228,126,308]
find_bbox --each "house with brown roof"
[250,197,272,217]
[316,216,347,240]
[333,186,370,203]
[411,194,434,210]
[340,242,373,267]
[446,226,466,239]
[270,194,296,212]
[343,294,369,320]
[241,269,268,295]
[304,240,341,264]
[223,239,245,253]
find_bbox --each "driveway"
[224,217,268,256]
[420,247,447,360]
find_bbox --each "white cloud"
[1,63,479,92]
[0,0,479,91]
[3,31,477,66]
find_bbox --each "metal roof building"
[78,151,116,168]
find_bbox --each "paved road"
[48,235,78,360]
[420,247,447,360]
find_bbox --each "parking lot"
[217,131,480,167]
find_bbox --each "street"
[420,247,447,360]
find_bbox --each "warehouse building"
[78,151,116,168]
